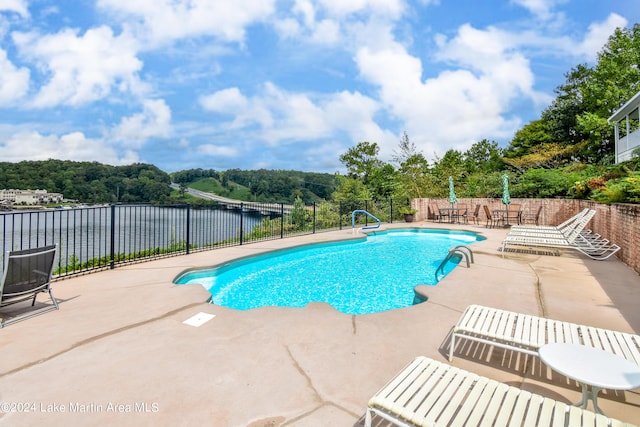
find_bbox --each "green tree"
[539,24,640,164]
[332,176,372,201]
[514,168,583,198]
[504,120,554,158]
[541,64,593,151]
[339,141,384,185]
[392,132,431,198]
[464,139,504,173]
[290,196,306,230]
[584,25,640,118]
[431,150,465,196]
[579,24,640,162]
[368,163,399,199]
[503,143,583,172]
[0,160,171,203]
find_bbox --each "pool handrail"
[435,245,473,281]
[352,210,381,234]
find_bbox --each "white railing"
[618,128,640,161]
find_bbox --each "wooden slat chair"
[1,245,58,327]
[455,203,468,223]
[430,204,448,223]
[428,204,438,222]
[365,356,636,427]
[505,203,522,225]
[482,205,500,228]
[471,204,481,225]
[523,205,543,225]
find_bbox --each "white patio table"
[539,342,640,415]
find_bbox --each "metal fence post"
[186,203,191,255]
[313,202,316,234]
[110,204,116,269]
[240,203,244,245]
[280,203,284,239]
[365,200,369,227]
[390,198,394,223]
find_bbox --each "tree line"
[0,160,172,203]
[171,168,338,203]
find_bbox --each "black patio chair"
[1,245,58,327]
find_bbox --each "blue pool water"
[175,229,484,315]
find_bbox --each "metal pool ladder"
[352,210,381,234]
[435,245,473,281]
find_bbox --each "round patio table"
[438,208,465,223]
[539,343,640,415]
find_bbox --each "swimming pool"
[175,229,484,315]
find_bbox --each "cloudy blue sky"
[0,0,637,173]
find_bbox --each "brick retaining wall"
[412,198,640,275]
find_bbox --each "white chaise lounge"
[365,356,636,427]
[449,305,640,365]
[501,209,620,260]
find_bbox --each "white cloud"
[197,144,238,157]
[111,99,172,146]
[12,26,143,108]
[510,0,563,19]
[434,24,539,101]
[576,13,627,62]
[0,0,29,18]
[200,82,389,148]
[97,0,276,47]
[199,87,249,114]
[274,0,405,47]
[310,19,341,44]
[354,21,553,160]
[0,131,138,164]
[318,0,404,18]
[302,139,347,171]
[200,86,273,129]
[257,83,330,143]
[0,48,29,104]
[293,0,316,27]
[325,90,386,142]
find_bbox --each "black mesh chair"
[1,245,58,327]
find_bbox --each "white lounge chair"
[502,234,620,260]
[501,210,620,260]
[506,210,610,245]
[509,208,593,237]
[449,305,640,365]
[510,210,610,245]
[511,208,590,233]
[365,356,636,427]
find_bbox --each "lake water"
[0,205,263,273]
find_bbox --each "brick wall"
[412,198,640,275]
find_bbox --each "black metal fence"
[0,199,408,278]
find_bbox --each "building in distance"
[0,189,64,206]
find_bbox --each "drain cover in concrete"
[183,312,216,327]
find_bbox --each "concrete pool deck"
[1,221,640,426]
